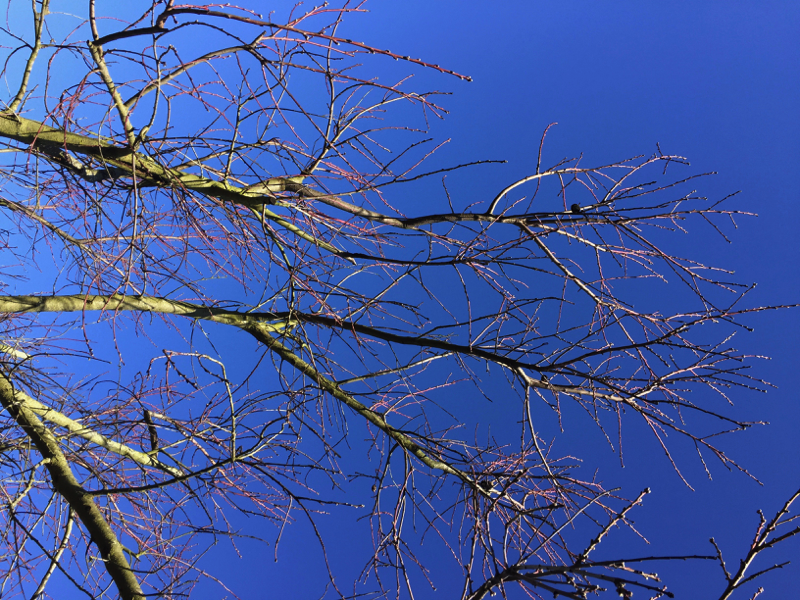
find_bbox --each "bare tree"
[0,2,796,599]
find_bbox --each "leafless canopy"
[0,2,797,599]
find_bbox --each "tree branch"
[0,372,145,600]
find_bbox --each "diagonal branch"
[6,385,183,477]
[0,111,342,255]
[0,294,499,496]
[0,372,145,600]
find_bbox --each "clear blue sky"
[5,2,798,598]
[220,2,799,598]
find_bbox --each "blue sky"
[2,1,798,598]
[231,2,800,598]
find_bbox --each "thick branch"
[0,111,341,254]
[7,384,182,477]
[0,293,718,405]
[0,373,145,600]
[0,294,492,491]
[247,323,472,480]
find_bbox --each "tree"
[0,2,797,599]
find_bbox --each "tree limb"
[0,372,145,600]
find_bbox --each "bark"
[0,373,145,600]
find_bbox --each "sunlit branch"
[0,3,793,598]
[0,293,760,418]
[29,510,74,599]
[86,41,137,147]
[714,487,800,600]
[0,111,342,255]
[0,382,183,477]
[0,294,509,498]
[7,0,49,113]
[0,373,145,600]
